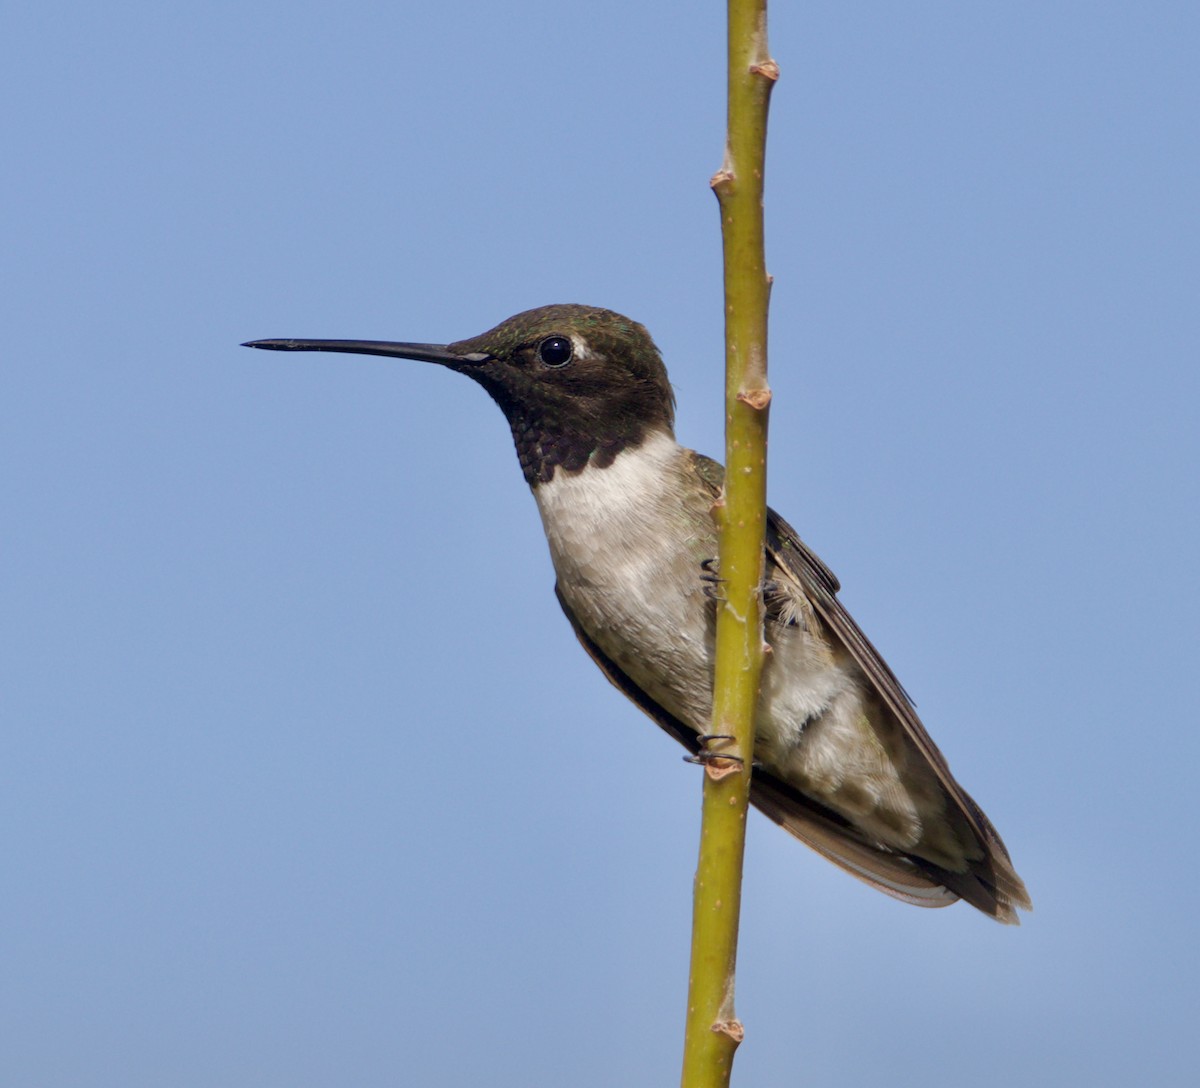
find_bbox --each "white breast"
[534,430,683,583]
[532,430,715,725]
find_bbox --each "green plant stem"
[679,1,775,1086]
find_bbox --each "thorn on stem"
[705,760,742,782]
[711,1018,746,1043]
[710,168,735,191]
[737,387,772,411]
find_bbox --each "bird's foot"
[684,733,748,780]
[700,557,725,601]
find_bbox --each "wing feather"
[765,510,1031,919]
[557,585,999,915]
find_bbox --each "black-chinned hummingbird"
[244,304,1031,923]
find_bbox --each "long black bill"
[241,339,488,368]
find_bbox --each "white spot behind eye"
[571,335,598,361]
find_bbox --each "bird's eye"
[537,336,573,368]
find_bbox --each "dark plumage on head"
[447,305,677,483]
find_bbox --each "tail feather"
[752,770,1031,924]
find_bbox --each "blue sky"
[4,2,1198,1085]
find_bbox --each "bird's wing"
[554,585,964,911]
[763,507,1031,921]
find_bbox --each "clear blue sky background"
[4,2,1197,1085]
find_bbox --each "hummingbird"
[244,304,1031,923]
